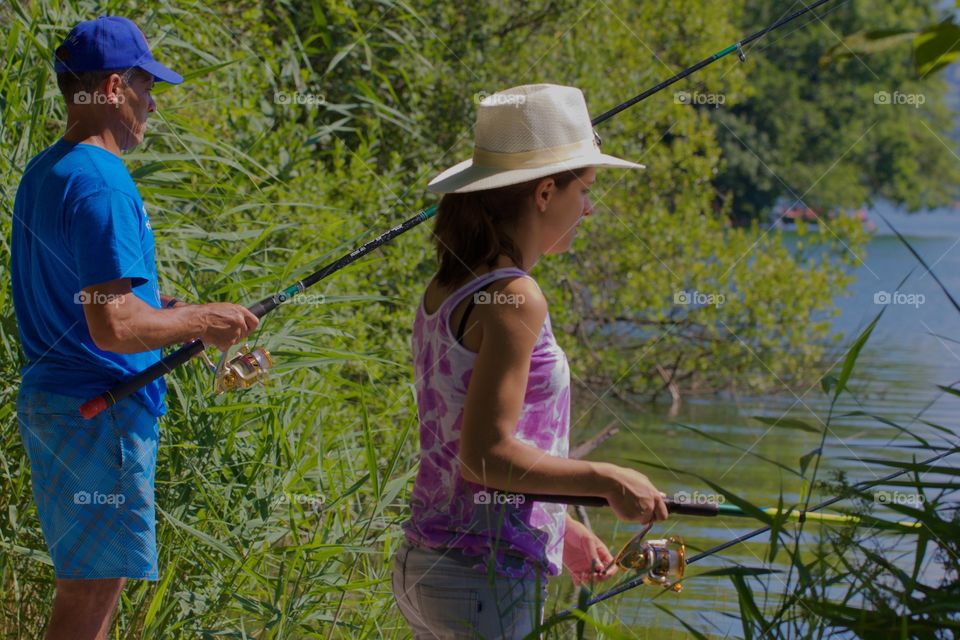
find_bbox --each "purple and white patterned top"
[402,267,571,578]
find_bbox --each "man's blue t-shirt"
[11,139,167,417]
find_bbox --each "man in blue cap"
[11,16,258,639]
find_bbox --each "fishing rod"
[590,0,836,124]
[523,493,921,530]
[541,446,958,625]
[79,209,435,417]
[79,0,840,419]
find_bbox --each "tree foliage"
[710,0,960,224]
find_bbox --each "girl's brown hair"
[432,168,589,287]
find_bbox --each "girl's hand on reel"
[562,518,619,586]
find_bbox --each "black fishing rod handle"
[523,494,720,516]
[79,338,206,419]
[247,293,284,319]
[666,500,719,516]
[524,494,609,507]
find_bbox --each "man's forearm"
[86,293,208,353]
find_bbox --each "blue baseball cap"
[54,16,183,84]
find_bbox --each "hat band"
[472,137,599,170]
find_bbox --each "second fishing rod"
[524,492,920,530]
[78,0,840,419]
[533,445,958,626]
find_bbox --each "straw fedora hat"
[427,84,644,194]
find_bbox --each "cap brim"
[139,59,183,85]
[426,152,645,194]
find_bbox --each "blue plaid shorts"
[17,388,160,580]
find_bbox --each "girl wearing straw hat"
[393,84,668,638]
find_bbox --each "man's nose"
[583,197,593,216]
[147,95,157,113]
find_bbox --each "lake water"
[564,205,960,637]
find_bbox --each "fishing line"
[749,0,854,60]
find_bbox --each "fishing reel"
[612,524,686,592]
[201,344,273,394]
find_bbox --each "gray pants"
[392,542,548,639]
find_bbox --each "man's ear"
[101,72,125,106]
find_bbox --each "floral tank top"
[402,267,571,578]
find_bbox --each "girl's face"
[540,166,596,255]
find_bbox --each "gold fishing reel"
[201,345,273,394]
[611,523,686,592]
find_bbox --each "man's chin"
[121,133,145,152]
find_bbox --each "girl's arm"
[457,277,667,522]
